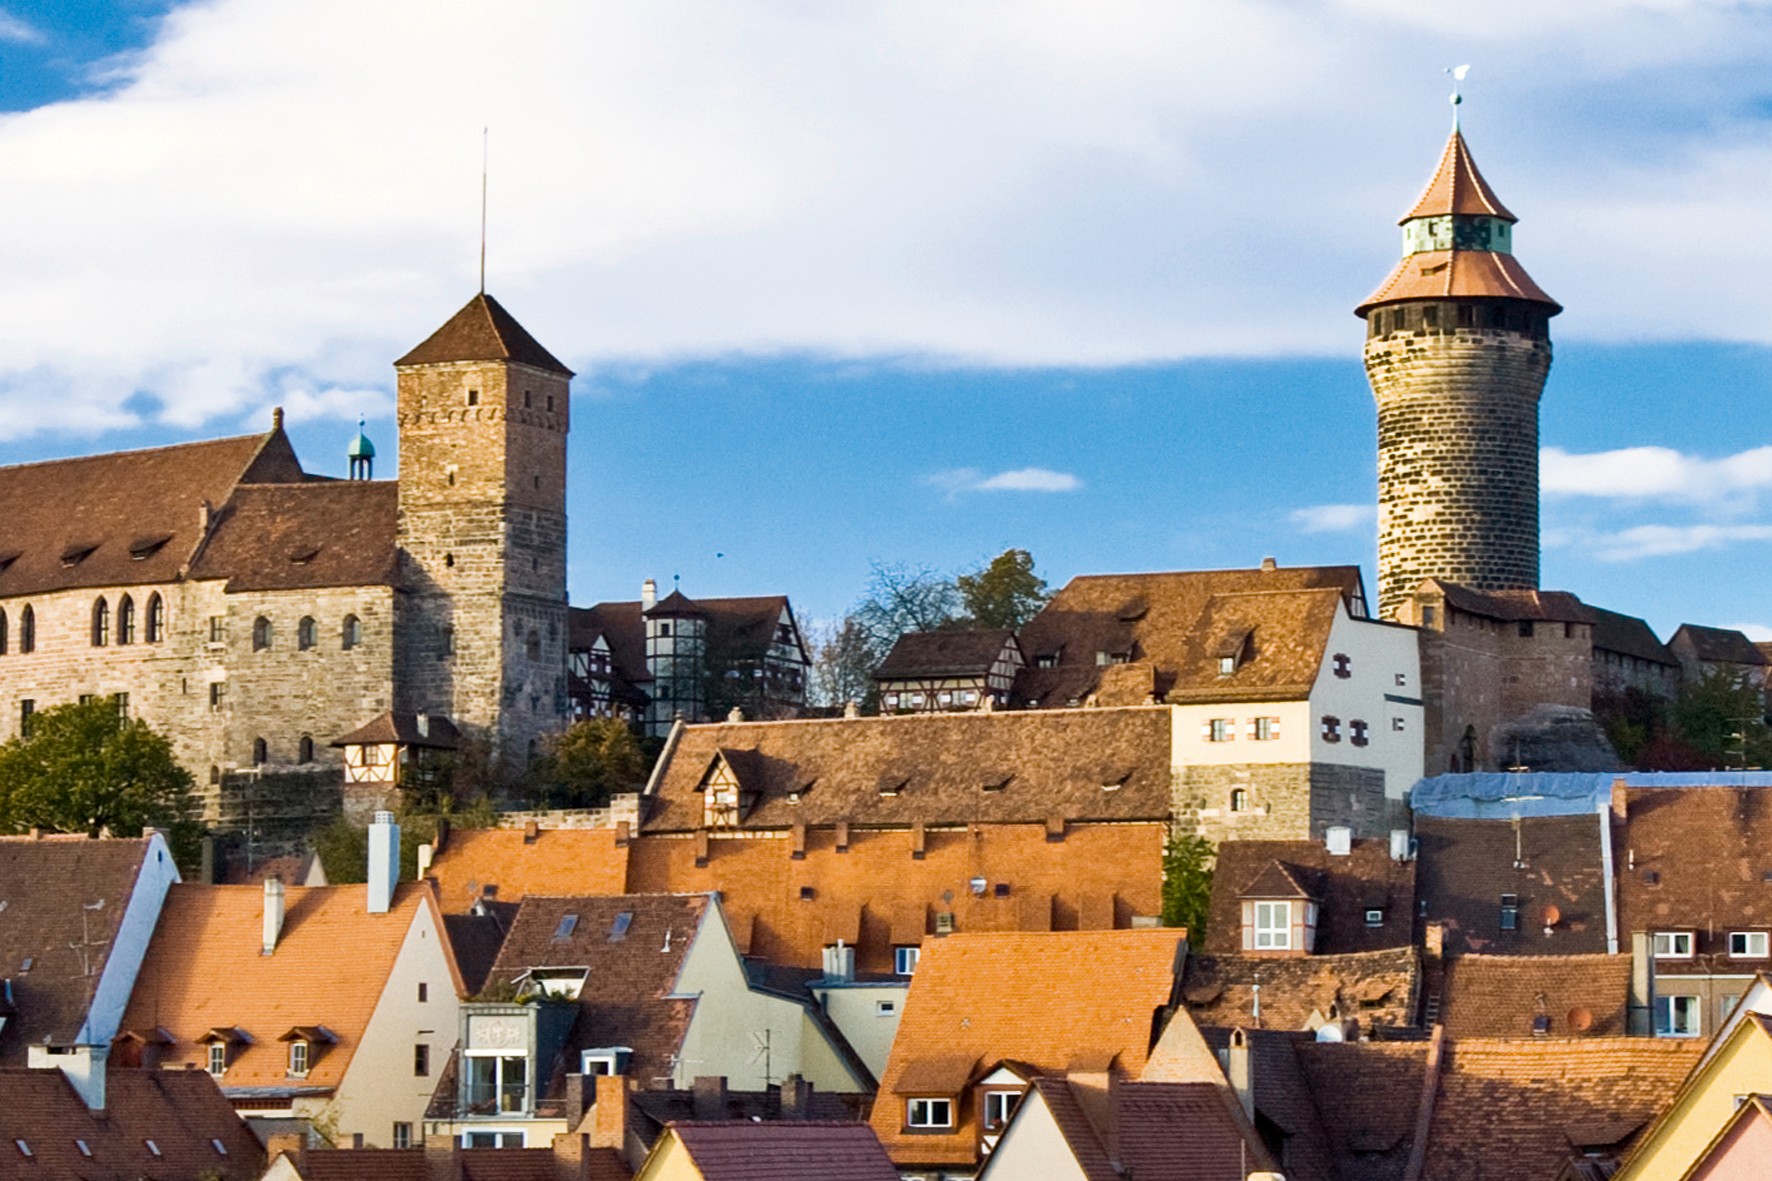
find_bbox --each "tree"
[1668,669,1772,768]
[535,718,651,809]
[0,699,196,840]
[808,615,880,709]
[1161,831,1215,939]
[850,561,962,657]
[957,548,1049,630]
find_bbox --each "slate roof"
[625,823,1166,974]
[641,706,1176,833]
[661,1122,900,1181]
[0,1067,263,1181]
[441,900,519,996]
[1011,565,1366,707]
[1401,130,1518,221]
[483,894,705,1088]
[1413,813,1610,956]
[1421,1038,1702,1181]
[871,930,1184,1167]
[332,710,461,750]
[1436,953,1632,1038]
[1295,1039,1431,1181]
[189,480,398,591]
[875,629,1017,680]
[0,835,157,1064]
[1589,606,1677,667]
[395,292,573,376]
[1670,623,1769,666]
[120,883,448,1092]
[1615,786,1772,974]
[427,828,630,913]
[1181,947,1420,1033]
[0,427,301,598]
[1421,581,1595,624]
[1203,839,1417,956]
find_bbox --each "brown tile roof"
[1670,624,1770,666]
[1414,813,1610,956]
[120,883,447,1092]
[485,894,704,1088]
[1421,581,1595,624]
[1195,1028,1337,1181]
[0,835,155,1063]
[571,602,648,686]
[0,427,300,598]
[287,1146,630,1181]
[1025,1078,1260,1181]
[1295,1039,1431,1181]
[1181,947,1419,1033]
[641,707,1175,833]
[189,479,398,591]
[1437,953,1632,1038]
[427,828,630,913]
[332,710,461,750]
[1615,786,1772,971]
[1203,839,1417,955]
[662,1121,900,1181]
[1358,248,1560,314]
[1164,589,1346,704]
[625,823,1166,974]
[1590,606,1677,667]
[442,901,519,996]
[395,293,573,376]
[1402,130,1517,222]
[871,930,1184,1166]
[875,629,1017,680]
[1011,565,1366,707]
[0,1067,263,1180]
[1421,1037,1702,1181]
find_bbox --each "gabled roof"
[0,427,300,598]
[331,710,461,750]
[1590,605,1677,667]
[1011,565,1366,707]
[426,828,630,913]
[1437,953,1632,1038]
[0,1067,262,1180]
[1164,589,1346,704]
[1669,623,1769,666]
[1014,1078,1262,1181]
[1413,812,1610,956]
[875,629,1019,680]
[1401,130,1518,222]
[1181,947,1419,1033]
[871,930,1184,1166]
[642,707,1176,832]
[1295,1038,1431,1180]
[1238,860,1319,902]
[1614,786,1772,966]
[285,1146,630,1181]
[0,835,159,1063]
[395,292,573,376]
[659,1121,900,1181]
[483,894,707,1088]
[1204,839,1417,955]
[189,480,398,591]
[120,883,452,1092]
[570,594,801,691]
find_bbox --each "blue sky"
[0,2,1770,640]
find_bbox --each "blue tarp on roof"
[1409,771,1772,818]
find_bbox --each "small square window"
[1332,653,1351,679]
[1366,908,1384,927]
[1730,931,1768,959]
[1253,717,1278,741]
[1655,994,1701,1037]
[1207,718,1233,743]
[1230,788,1249,813]
[418,982,428,1002]
[875,1000,897,1017]
[1654,931,1694,959]
[895,946,921,976]
[1392,717,1406,732]
[1321,715,1341,743]
[209,682,227,712]
[1218,655,1236,676]
[208,616,225,643]
[983,1090,1022,1130]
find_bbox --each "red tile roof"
[1182,947,1419,1033]
[1296,1038,1431,1180]
[1359,249,1560,314]
[426,828,630,913]
[1021,1078,1259,1181]
[1436,953,1632,1038]
[1414,813,1610,956]
[1401,130,1517,222]
[661,1121,900,1181]
[396,293,572,376]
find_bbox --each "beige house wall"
[633,1133,700,1181]
[810,983,908,1080]
[1616,1027,1772,1181]
[974,1087,1090,1181]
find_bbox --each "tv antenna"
[479,128,489,294]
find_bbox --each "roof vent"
[59,543,98,567]
[1643,869,1661,886]
[128,535,173,560]
[934,911,955,935]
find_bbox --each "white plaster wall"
[975,1088,1090,1181]
[1172,700,1312,766]
[1307,609,1424,799]
[811,983,908,1080]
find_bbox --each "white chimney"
[641,578,658,611]
[1389,828,1414,862]
[1325,826,1352,857]
[416,842,434,879]
[416,712,430,739]
[368,811,399,915]
[262,877,286,954]
[822,941,855,983]
[1227,1028,1254,1119]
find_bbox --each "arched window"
[298,616,317,651]
[252,616,272,652]
[0,608,7,655]
[251,737,267,766]
[19,606,34,654]
[526,630,541,662]
[342,615,362,650]
[91,598,109,647]
[298,735,314,763]
[145,594,165,643]
[117,595,135,645]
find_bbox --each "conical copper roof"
[1399,130,1516,224]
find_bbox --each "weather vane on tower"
[1446,64,1471,130]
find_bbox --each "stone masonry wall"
[1174,762,1391,844]
[1366,311,1552,620]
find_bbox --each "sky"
[0,1,1769,640]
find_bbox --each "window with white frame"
[983,1089,1022,1130]
[906,1097,954,1129]
[1253,901,1291,950]
[894,946,921,976]
[1654,994,1701,1037]
[392,1124,412,1150]
[1653,931,1694,959]
[1730,931,1769,959]
[287,1041,308,1077]
[207,1043,226,1076]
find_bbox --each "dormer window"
[1654,931,1694,959]
[288,1040,309,1077]
[906,1097,954,1129]
[1253,901,1291,950]
[207,1043,226,1076]
[983,1089,1022,1130]
[1218,655,1236,676]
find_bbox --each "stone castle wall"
[1366,309,1552,619]
[1174,762,1392,844]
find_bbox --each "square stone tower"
[393,293,573,766]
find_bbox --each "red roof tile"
[1437,953,1632,1038]
[1204,839,1416,956]
[1358,249,1560,314]
[1401,130,1517,222]
[427,829,630,913]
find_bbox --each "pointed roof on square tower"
[396,292,573,376]
[1401,130,1516,223]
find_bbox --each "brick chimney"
[590,1074,630,1150]
[264,1132,306,1172]
[424,1133,463,1181]
[691,1076,727,1120]
[562,1072,594,1131]
[780,1074,814,1120]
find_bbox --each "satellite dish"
[1542,903,1562,927]
[1569,1007,1594,1033]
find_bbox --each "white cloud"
[0,11,42,44]
[928,467,1083,497]
[2,2,1772,437]
[1542,445,1772,506]
[1729,622,1772,642]
[1289,503,1375,533]
[1553,522,1772,561]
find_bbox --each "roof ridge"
[0,430,270,476]
[685,703,1172,732]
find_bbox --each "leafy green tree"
[0,699,197,842]
[536,718,650,808]
[1161,830,1215,939]
[957,548,1049,630]
[1669,669,1772,768]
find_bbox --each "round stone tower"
[1357,129,1561,620]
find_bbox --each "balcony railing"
[460,1082,531,1116]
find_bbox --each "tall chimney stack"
[641,578,658,611]
[368,811,399,915]
[262,877,286,954]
